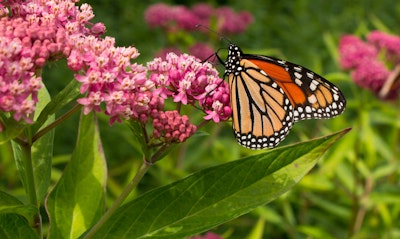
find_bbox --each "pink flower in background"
[144,3,253,61]
[144,3,173,29]
[339,31,400,99]
[155,46,183,59]
[191,3,213,27]
[144,3,253,35]
[171,6,199,31]
[144,3,199,31]
[367,30,400,63]
[188,232,223,239]
[216,6,253,35]
[339,35,378,69]
[351,60,390,92]
[188,43,215,62]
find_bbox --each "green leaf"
[11,86,54,205]
[46,112,107,239]
[126,121,149,159]
[0,214,39,239]
[245,217,265,239]
[0,191,38,225]
[32,79,80,133]
[297,225,336,239]
[32,86,54,203]
[87,128,350,239]
[0,116,27,144]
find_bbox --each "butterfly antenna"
[194,24,232,44]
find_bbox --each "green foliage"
[0,191,38,226]
[1,1,400,239]
[46,112,107,239]
[81,129,348,238]
[0,214,39,239]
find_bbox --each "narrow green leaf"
[297,225,336,239]
[31,131,53,204]
[0,191,38,225]
[32,79,80,133]
[32,86,54,203]
[245,217,265,239]
[126,121,149,159]
[10,142,27,193]
[11,86,54,205]
[0,214,39,239]
[88,128,350,239]
[46,112,107,239]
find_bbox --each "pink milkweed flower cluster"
[339,31,400,99]
[188,232,223,239]
[0,0,232,145]
[0,0,106,126]
[136,52,232,144]
[152,110,196,143]
[0,0,156,134]
[144,3,253,35]
[147,52,231,124]
[72,35,151,125]
[144,3,253,60]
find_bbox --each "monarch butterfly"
[218,43,346,149]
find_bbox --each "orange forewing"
[249,59,306,105]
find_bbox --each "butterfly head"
[225,43,243,75]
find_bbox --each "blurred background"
[1,1,400,238]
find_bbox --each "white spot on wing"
[310,82,317,91]
[295,78,302,86]
[308,95,317,104]
[294,72,302,79]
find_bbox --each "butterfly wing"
[229,59,294,149]
[244,55,346,122]
[224,43,346,149]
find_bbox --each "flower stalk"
[83,158,152,239]
[17,140,42,236]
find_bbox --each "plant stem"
[83,159,152,239]
[32,104,82,143]
[150,143,170,164]
[20,142,42,237]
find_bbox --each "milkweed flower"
[152,110,197,143]
[144,3,199,31]
[0,0,122,126]
[368,30,400,63]
[71,35,151,125]
[0,2,68,123]
[339,31,400,99]
[188,232,223,239]
[0,0,155,128]
[144,3,253,35]
[0,1,231,146]
[146,52,231,123]
[215,6,254,35]
[339,35,378,69]
[188,42,215,62]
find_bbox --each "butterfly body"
[224,43,346,149]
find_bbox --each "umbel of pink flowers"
[339,30,400,99]
[144,3,253,34]
[144,3,254,60]
[0,0,231,144]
